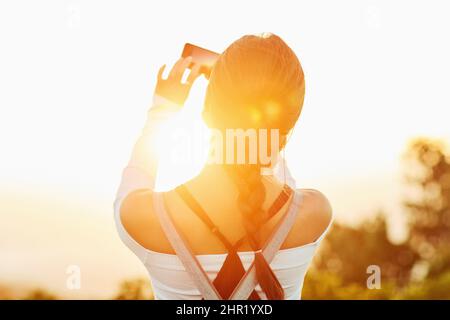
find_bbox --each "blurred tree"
[426,245,450,278]
[114,278,153,300]
[304,137,450,299]
[399,270,450,300]
[24,289,58,300]
[312,215,418,287]
[404,138,450,259]
[302,270,397,300]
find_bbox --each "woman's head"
[203,33,305,150]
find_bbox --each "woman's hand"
[154,57,202,106]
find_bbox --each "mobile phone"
[181,43,219,77]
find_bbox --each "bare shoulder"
[299,189,332,224]
[119,189,168,249]
[284,188,333,247]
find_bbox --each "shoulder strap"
[151,192,222,300]
[175,184,293,250]
[229,189,303,300]
[175,185,234,251]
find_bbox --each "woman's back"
[115,165,332,300]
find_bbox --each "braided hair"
[203,33,305,299]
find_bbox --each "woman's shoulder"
[298,189,332,219]
[119,189,172,251]
[284,188,333,247]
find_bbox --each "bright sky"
[1,0,450,298]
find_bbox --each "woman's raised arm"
[114,57,201,218]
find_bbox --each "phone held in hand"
[182,43,219,78]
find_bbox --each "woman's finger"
[186,63,202,84]
[169,57,192,81]
[168,58,186,78]
[157,64,166,80]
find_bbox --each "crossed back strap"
[175,184,292,299]
[152,185,302,300]
[175,184,292,252]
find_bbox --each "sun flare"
[153,78,211,191]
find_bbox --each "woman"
[114,34,332,300]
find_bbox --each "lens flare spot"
[250,107,262,124]
[265,101,280,119]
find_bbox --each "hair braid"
[226,164,284,299]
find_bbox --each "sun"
[153,77,211,191]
